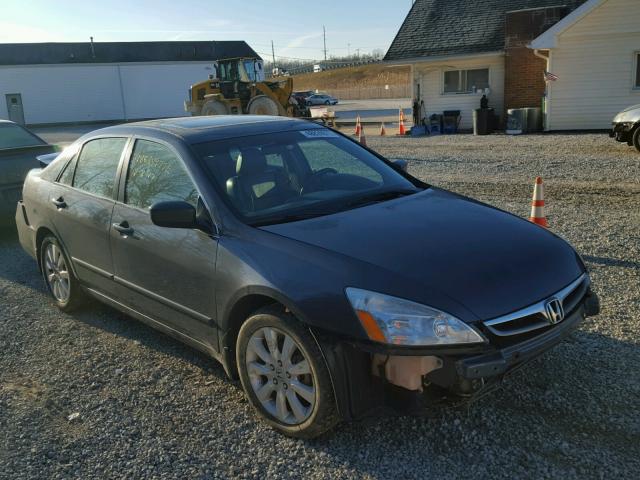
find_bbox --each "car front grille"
[482,273,589,341]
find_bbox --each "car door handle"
[112,221,134,236]
[51,197,67,209]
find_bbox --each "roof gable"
[530,0,605,48]
[0,41,260,66]
[385,0,587,61]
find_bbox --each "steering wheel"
[300,168,338,194]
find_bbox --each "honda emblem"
[545,298,565,324]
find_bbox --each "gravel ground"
[1,133,639,479]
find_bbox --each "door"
[5,94,25,125]
[48,137,128,295]
[109,138,218,344]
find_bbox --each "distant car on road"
[16,116,599,438]
[610,104,640,152]
[0,120,55,221]
[306,94,338,106]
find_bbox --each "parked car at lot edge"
[0,120,55,222]
[306,94,338,106]
[610,104,640,152]
[16,116,599,438]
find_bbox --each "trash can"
[473,108,493,135]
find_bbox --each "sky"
[0,0,413,62]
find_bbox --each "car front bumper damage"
[610,122,636,144]
[316,289,600,421]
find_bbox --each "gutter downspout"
[533,49,550,131]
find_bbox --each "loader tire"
[201,100,229,116]
[247,95,280,116]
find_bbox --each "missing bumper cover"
[372,354,443,391]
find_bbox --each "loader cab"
[217,58,265,84]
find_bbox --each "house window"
[443,68,489,94]
[635,53,640,88]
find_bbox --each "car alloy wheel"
[245,327,315,424]
[236,307,339,438]
[44,242,70,303]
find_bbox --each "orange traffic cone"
[380,122,386,136]
[354,114,361,136]
[398,109,406,136]
[359,125,367,146]
[529,177,548,227]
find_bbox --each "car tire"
[39,235,85,311]
[324,100,331,105]
[633,126,640,152]
[236,306,339,438]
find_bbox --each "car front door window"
[125,139,198,209]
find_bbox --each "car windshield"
[0,123,45,150]
[193,129,421,226]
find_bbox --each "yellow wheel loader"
[185,57,303,117]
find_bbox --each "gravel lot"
[1,132,639,479]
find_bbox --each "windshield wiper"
[251,210,335,227]
[343,189,418,209]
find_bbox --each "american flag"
[544,70,559,82]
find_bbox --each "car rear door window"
[73,138,127,198]
[58,155,77,185]
[125,139,198,209]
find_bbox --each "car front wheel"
[40,235,85,311]
[633,126,640,152]
[236,306,339,438]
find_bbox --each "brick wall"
[504,7,568,112]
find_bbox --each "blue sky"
[0,1,412,61]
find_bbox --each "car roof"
[84,115,324,144]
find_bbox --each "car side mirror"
[393,159,408,172]
[150,201,197,229]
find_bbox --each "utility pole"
[271,40,276,69]
[323,25,327,62]
[348,43,351,57]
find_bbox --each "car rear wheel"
[40,235,85,311]
[633,126,640,152]
[236,306,339,438]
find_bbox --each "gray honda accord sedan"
[16,116,599,438]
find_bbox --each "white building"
[530,0,640,130]
[0,41,260,125]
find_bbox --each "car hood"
[261,188,584,321]
[613,104,640,123]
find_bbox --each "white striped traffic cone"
[398,109,406,136]
[380,122,386,136]
[529,176,548,227]
[354,114,361,136]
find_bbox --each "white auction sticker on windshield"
[300,129,339,138]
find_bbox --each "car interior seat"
[226,147,297,213]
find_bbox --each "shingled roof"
[0,41,260,66]
[385,0,587,61]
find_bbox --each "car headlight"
[345,288,486,346]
